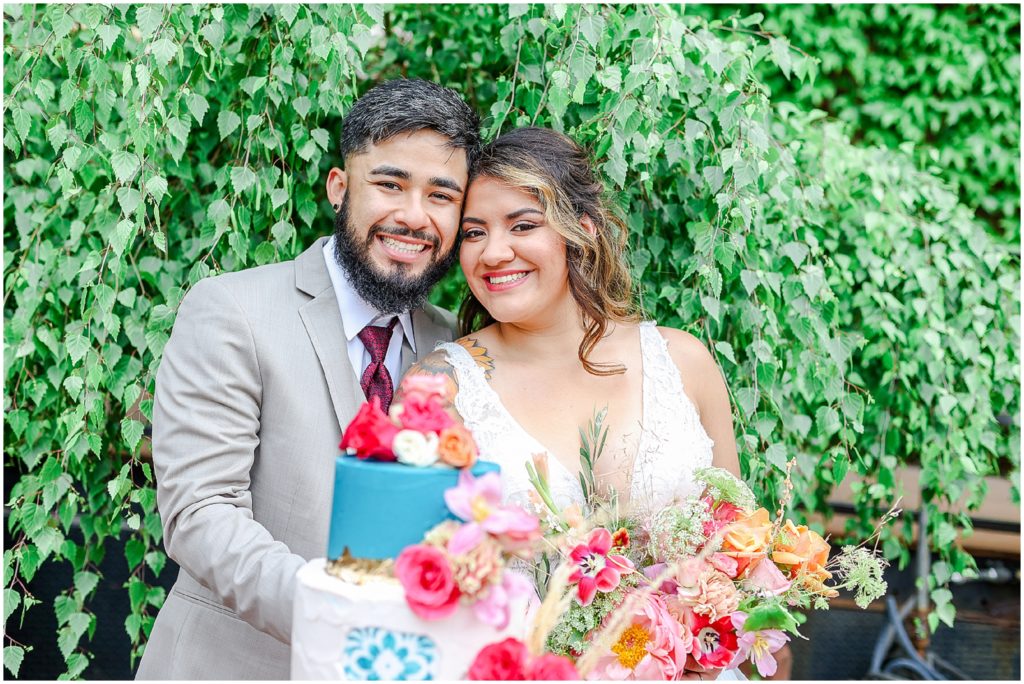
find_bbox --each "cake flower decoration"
[444,470,541,555]
[339,373,477,466]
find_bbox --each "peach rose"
[719,508,773,578]
[437,425,478,468]
[771,520,832,583]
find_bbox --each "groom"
[136,79,479,679]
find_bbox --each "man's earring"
[333,203,340,212]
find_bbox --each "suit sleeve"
[153,277,305,644]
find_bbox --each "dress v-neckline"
[463,324,651,504]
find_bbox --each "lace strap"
[638,321,714,450]
[434,342,504,431]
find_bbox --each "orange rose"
[719,508,773,578]
[437,425,478,468]
[772,520,832,583]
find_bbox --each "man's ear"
[326,167,348,209]
[580,213,598,237]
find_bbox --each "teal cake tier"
[327,457,500,560]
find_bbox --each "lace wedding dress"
[437,321,745,681]
[437,321,714,515]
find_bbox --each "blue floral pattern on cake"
[343,626,438,680]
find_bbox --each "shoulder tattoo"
[396,351,460,404]
[457,337,495,380]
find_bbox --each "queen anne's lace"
[435,321,713,516]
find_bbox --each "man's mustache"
[366,225,440,249]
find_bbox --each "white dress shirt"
[322,236,415,387]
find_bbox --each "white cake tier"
[291,558,528,680]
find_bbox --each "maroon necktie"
[358,317,399,412]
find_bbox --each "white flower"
[393,429,439,467]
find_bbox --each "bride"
[401,127,745,679]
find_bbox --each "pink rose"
[745,557,792,596]
[527,654,580,680]
[339,397,399,461]
[395,544,461,620]
[398,373,451,404]
[467,638,529,680]
[396,394,456,433]
[709,552,739,579]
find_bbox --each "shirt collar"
[323,236,416,352]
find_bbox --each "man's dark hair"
[340,79,481,169]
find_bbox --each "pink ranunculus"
[589,593,690,680]
[709,552,740,579]
[395,544,461,620]
[568,528,635,606]
[675,557,740,622]
[398,373,451,404]
[703,497,744,538]
[467,638,529,680]
[527,654,580,680]
[339,397,400,461]
[730,611,790,677]
[472,571,533,630]
[396,393,456,434]
[445,470,541,555]
[745,557,793,597]
[642,563,679,594]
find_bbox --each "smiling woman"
[459,178,573,330]
[400,127,745,679]
[403,124,742,539]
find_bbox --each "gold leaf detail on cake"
[326,548,397,585]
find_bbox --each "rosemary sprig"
[578,405,608,508]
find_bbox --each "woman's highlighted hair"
[459,127,638,375]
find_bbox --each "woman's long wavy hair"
[458,127,639,375]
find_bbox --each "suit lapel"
[296,239,364,430]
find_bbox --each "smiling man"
[136,80,479,680]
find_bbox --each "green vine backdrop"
[3,3,1019,678]
[697,4,1021,241]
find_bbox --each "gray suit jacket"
[136,238,456,679]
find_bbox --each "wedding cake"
[290,383,536,681]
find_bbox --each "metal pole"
[913,504,931,656]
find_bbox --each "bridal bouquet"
[461,415,894,681]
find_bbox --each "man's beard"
[332,195,458,316]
